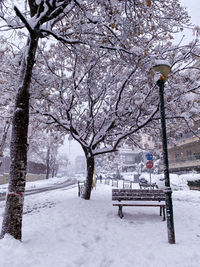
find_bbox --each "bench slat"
[112,196,165,201]
[112,189,164,193]
[112,189,166,199]
[113,203,165,207]
[112,192,165,196]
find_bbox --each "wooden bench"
[112,189,166,220]
[78,181,85,197]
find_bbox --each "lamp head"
[150,61,171,81]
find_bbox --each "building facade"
[168,135,200,173]
[168,119,200,173]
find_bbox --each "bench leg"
[118,206,123,219]
[162,207,166,221]
[78,186,80,197]
[160,206,162,216]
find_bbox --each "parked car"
[139,177,158,189]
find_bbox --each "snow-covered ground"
[0,177,200,267]
[0,176,72,195]
[124,171,200,191]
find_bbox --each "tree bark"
[46,147,50,179]
[0,35,38,240]
[82,155,94,200]
[0,120,11,158]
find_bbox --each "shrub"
[187,180,200,187]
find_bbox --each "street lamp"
[151,61,175,244]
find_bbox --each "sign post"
[145,154,154,187]
[145,160,154,169]
[145,153,153,161]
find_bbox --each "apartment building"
[168,120,200,173]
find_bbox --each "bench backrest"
[112,189,165,201]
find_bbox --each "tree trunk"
[0,120,11,158]
[0,35,38,240]
[82,155,94,200]
[51,165,58,177]
[46,147,50,179]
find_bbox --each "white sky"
[180,0,200,25]
[58,135,84,164]
[177,0,200,44]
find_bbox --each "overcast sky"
[177,0,200,44]
[180,0,200,25]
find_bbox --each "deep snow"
[0,176,200,267]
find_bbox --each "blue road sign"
[145,153,153,161]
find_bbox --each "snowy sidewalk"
[0,183,200,267]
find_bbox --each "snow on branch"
[99,44,142,56]
[40,28,85,44]
[90,118,115,148]
[14,6,34,34]
[73,0,98,24]
[115,61,140,113]
[92,105,159,157]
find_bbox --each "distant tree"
[27,120,65,179]
[0,39,17,166]
[57,153,70,175]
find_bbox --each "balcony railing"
[168,157,200,170]
[173,129,200,142]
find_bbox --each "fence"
[78,180,85,197]
[0,173,46,185]
[105,178,110,185]
[111,179,118,187]
[123,180,133,189]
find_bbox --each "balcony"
[167,157,200,172]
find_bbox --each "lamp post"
[152,62,175,244]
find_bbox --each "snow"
[24,176,71,189]
[0,176,71,195]
[130,46,143,55]
[154,60,171,67]
[35,0,42,5]
[0,176,200,267]
[139,172,190,191]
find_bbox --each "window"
[187,150,193,160]
[124,154,135,164]
[194,153,200,160]
[175,152,182,162]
